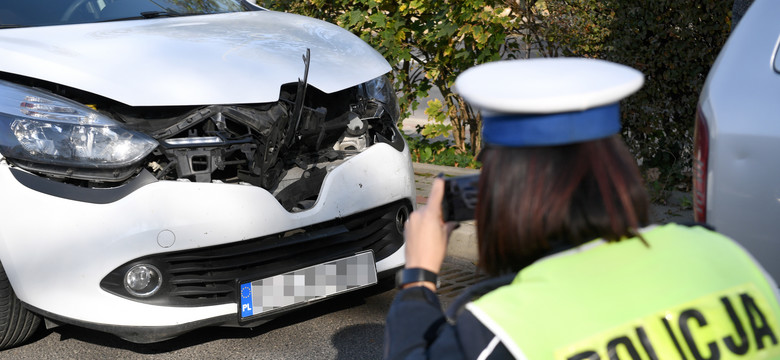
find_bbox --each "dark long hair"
[476,135,649,276]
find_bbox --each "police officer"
[384,58,780,359]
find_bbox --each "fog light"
[395,206,410,235]
[124,264,162,297]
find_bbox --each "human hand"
[403,177,459,280]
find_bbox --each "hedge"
[262,0,733,190]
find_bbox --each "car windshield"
[0,0,259,28]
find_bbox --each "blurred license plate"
[238,251,377,319]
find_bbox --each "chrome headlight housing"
[0,79,158,181]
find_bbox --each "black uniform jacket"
[384,273,519,359]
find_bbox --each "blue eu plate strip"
[240,283,254,317]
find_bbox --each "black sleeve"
[384,286,455,359]
[384,274,517,359]
[451,310,514,359]
[445,273,518,359]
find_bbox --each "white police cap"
[454,58,644,147]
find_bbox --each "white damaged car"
[0,0,413,349]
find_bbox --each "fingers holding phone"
[403,178,450,274]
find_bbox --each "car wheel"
[0,261,40,350]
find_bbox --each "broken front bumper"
[0,142,413,341]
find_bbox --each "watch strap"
[396,268,439,289]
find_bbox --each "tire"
[0,261,40,350]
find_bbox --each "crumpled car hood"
[0,11,391,106]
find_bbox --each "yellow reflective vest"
[467,223,780,360]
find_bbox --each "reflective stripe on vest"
[467,223,780,360]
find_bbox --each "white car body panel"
[0,2,413,344]
[698,0,780,280]
[0,11,391,106]
[0,143,413,326]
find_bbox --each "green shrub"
[261,0,518,158]
[604,1,731,190]
[508,0,731,190]
[262,0,733,191]
[404,128,480,169]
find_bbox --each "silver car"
[695,0,780,280]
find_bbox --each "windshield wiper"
[99,10,181,23]
[140,10,180,18]
[0,24,28,29]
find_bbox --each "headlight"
[0,79,157,180]
[361,75,400,122]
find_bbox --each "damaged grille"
[1,73,404,212]
[137,83,403,212]
[100,200,411,307]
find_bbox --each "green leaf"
[368,13,386,28]
[347,10,364,27]
[438,23,459,38]
[421,146,433,161]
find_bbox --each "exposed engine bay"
[0,72,403,212]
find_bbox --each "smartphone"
[441,174,480,222]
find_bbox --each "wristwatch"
[396,268,439,289]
